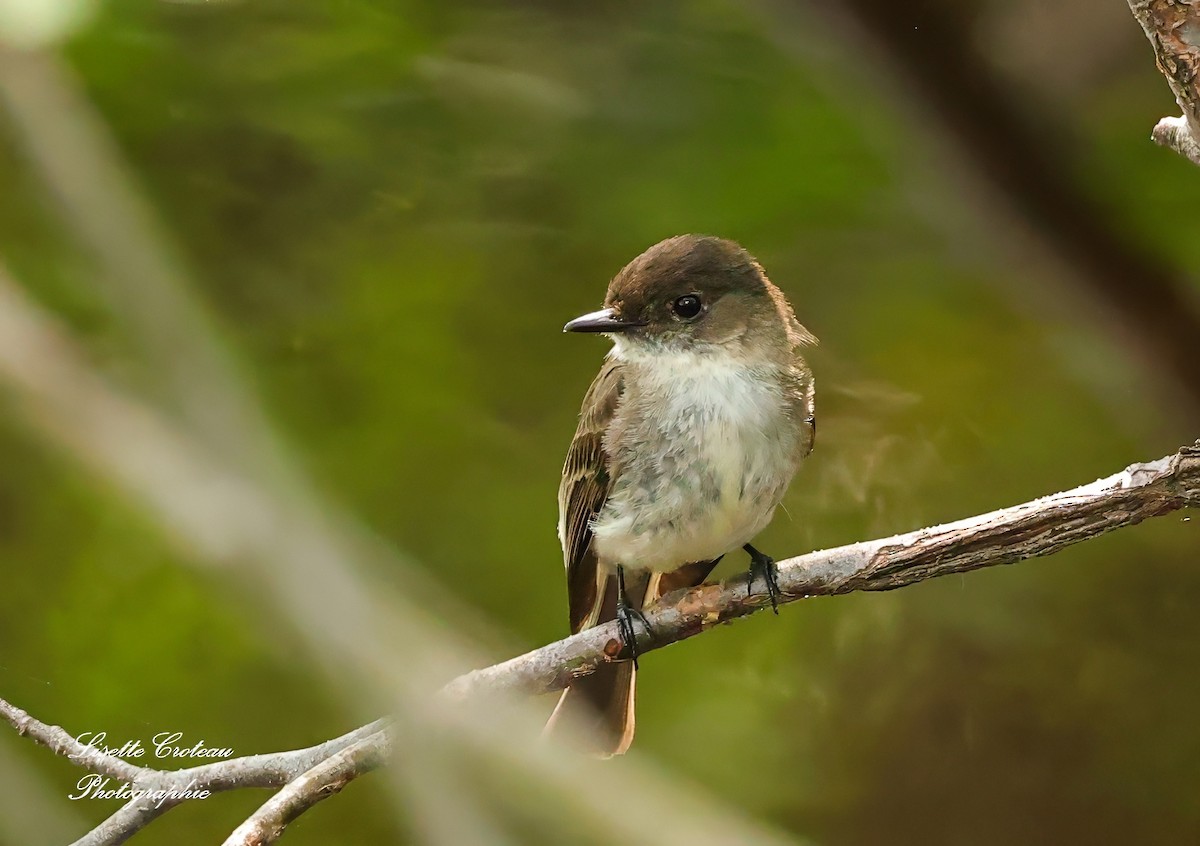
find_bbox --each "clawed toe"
[744,544,782,614]
[615,565,653,668]
[615,603,651,668]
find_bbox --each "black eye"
[672,294,702,319]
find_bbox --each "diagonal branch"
[4,444,1198,843]
[221,733,390,846]
[71,802,169,846]
[443,442,1200,699]
[0,700,144,785]
[1127,0,1200,166]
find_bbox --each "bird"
[544,234,816,756]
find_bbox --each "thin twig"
[67,720,390,846]
[76,721,388,846]
[0,696,387,846]
[0,699,144,784]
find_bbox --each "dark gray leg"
[743,544,781,614]
[614,565,652,668]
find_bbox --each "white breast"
[591,343,799,572]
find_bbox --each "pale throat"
[607,331,767,368]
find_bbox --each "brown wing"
[558,358,624,633]
[786,359,817,460]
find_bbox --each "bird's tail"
[545,658,637,758]
[543,559,720,757]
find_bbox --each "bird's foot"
[615,565,652,668]
[614,599,652,669]
[744,543,781,614]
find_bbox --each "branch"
[0,696,387,846]
[5,445,1197,843]
[221,733,390,846]
[444,442,1200,699]
[1128,0,1200,166]
[71,802,169,846]
[73,717,389,846]
[0,699,143,785]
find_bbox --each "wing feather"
[558,358,624,633]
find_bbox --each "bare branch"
[0,699,143,784]
[221,733,390,846]
[152,720,391,794]
[5,444,1196,843]
[72,802,170,846]
[0,695,389,846]
[72,721,390,846]
[1128,0,1200,166]
[444,443,1200,699]
[76,722,390,846]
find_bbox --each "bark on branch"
[443,442,1200,699]
[1128,0,1200,166]
[5,443,1198,844]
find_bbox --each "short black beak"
[563,307,642,334]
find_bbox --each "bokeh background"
[1,0,1199,844]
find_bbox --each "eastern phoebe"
[544,234,816,756]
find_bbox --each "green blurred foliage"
[1,0,1199,844]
